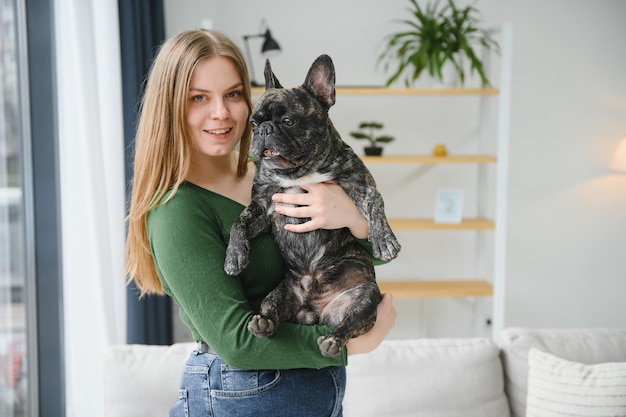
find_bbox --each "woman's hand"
[271,182,369,239]
[346,293,397,356]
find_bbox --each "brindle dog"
[224,55,400,357]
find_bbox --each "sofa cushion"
[526,348,626,417]
[499,328,626,417]
[102,342,195,417]
[343,338,510,417]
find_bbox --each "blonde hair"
[125,30,253,296]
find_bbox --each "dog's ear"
[264,59,283,89]
[303,54,336,108]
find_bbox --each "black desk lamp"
[243,21,281,86]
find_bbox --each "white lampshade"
[610,137,626,172]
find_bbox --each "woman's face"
[186,56,249,158]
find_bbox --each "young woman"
[124,29,396,417]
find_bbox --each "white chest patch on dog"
[279,172,333,188]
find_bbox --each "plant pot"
[364,146,383,156]
[429,60,461,88]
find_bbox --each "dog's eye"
[250,120,258,128]
[282,118,295,126]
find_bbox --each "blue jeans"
[170,349,346,417]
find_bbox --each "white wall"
[164,0,626,339]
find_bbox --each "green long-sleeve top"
[147,181,349,370]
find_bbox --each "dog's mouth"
[263,149,281,158]
[263,149,304,168]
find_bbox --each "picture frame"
[434,188,464,224]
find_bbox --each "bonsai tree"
[350,121,395,156]
[378,0,499,87]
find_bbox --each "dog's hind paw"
[248,315,277,338]
[317,335,344,358]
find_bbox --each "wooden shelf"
[378,279,493,298]
[336,87,499,96]
[360,155,497,164]
[389,218,495,231]
[250,86,499,96]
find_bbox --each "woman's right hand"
[346,292,397,356]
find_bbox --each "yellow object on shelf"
[432,144,448,157]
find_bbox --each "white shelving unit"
[373,24,512,340]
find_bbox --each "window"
[1,1,30,416]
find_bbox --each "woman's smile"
[205,127,234,140]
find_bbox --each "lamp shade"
[261,29,281,56]
[610,137,626,172]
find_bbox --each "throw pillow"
[526,348,626,417]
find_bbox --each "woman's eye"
[191,95,206,103]
[227,90,242,99]
[282,118,295,126]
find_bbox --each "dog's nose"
[259,123,274,136]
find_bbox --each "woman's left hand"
[271,182,369,239]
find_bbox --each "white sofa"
[103,328,626,417]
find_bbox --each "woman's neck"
[186,152,253,206]
[187,153,237,185]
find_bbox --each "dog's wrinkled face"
[249,56,337,175]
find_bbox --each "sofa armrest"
[102,342,195,417]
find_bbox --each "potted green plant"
[350,121,395,156]
[378,0,499,87]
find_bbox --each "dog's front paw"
[248,315,277,338]
[224,242,250,276]
[317,335,344,358]
[371,234,402,261]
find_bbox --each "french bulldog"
[224,54,401,357]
